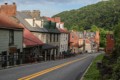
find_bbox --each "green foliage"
[53,0,120,30]
[114,22,120,48]
[89,25,108,47]
[83,54,104,80]
[70,25,84,31]
[99,28,108,47]
[112,57,120,80]
[100,21,120,80]
[90,25,99,32]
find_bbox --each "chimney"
[5,3,8,5]
[55,17,61,22]
[13,2,16,5]
[31,10,40,18]
[0,3,17,16]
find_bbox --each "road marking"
[18,56,88,80]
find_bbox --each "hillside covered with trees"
[53,0,120,30]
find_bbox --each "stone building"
[55,18,69,57]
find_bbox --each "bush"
[112,57,120,80]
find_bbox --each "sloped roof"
[47,28,60,33]
[16,12,48,33]
[17,11,32,19]
[0,13,23,29]
[23,28,44,47]
[58,28,69,34]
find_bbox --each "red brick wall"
[0,3,16,16]
[105,34,114,54]
[69,32,79,52]
[95,31,100,51]
[95,31,100,45]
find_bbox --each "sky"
[0,0,102,17]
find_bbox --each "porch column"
[54,49,56,60]
[44,51,47,61]
[50,49,52,61]
[7,52,9,67]
[14,53,16,65]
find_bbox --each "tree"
[114,22,120,48]
[53,0,120,30]
[71,25,79,31]
[99,28,108,47]
[90,25,99,32]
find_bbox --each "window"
[66,35,68,40]
[50,34,52,42]
[72,35,74,38]
[9,30,14,46]
[54,34,55,42]
[57,34,59,42]
[110,35,113,39]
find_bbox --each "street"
[0,53,101,80]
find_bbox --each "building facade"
[105,33,114,54]
[57,27,69,57]
[0,13,23,68]
[69,31,80,53]
[16,11,61,60]
[84,31,100,53]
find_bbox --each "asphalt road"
[0,52,101,80]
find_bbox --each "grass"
[83,54,104,80]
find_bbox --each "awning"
[23,28,44,47]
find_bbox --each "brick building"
[105,33,114,54]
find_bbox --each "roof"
[16,12,48,33]
[47,28,60,33]
[42,44,57,50]
[44,17,61,23]
[0,13,23,29]
[17,12,60,33]
[17,11,32,19]
[58,28,69,34]
[23,27,44,47]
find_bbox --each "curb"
[80,52,103,80]
[80,56,95,80]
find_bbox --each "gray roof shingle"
[16,11,60,33]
